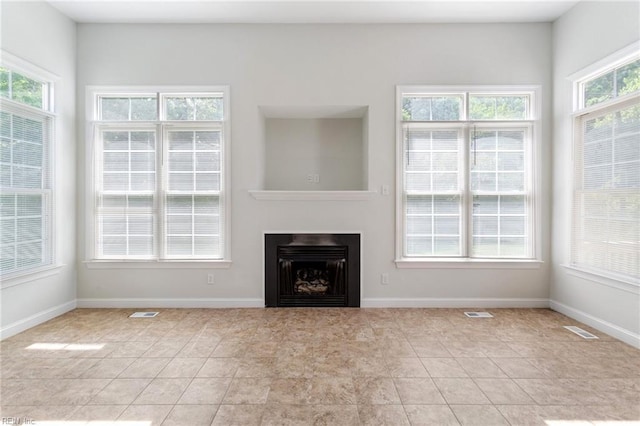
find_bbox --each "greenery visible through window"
[469,95,528,120]
[583,58,640,108]
[401,93,530,121]
[100,97,157,121]
[402,96,462,121]
[165,96,223,121]
[0,67,45,110]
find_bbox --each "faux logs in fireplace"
[265,234,360,307]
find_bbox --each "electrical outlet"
[207,273,215,285]
[381,273,389,285]
[307,173,320,183]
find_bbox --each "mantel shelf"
[249,190,377,201]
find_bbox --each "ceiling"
[46,0,582,24]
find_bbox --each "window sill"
[395,258,543,269]
[562,265,639,294]
[84,260,232,269]
[1,264,65,289]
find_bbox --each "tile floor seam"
[219,372,244,406]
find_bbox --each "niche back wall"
[76,23,552,306]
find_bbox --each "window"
[396,86,539,262]
[571,53,640,283]
[0,61,54,277]
[88,88,229,261]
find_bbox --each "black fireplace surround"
[265,233,360,307]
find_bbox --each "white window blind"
[97,127,157,258]
[404,126,463,256]
[92,90,227,261]
[470,127,530,257]
[0,64,54,277]
[164,127,221,258]
[571,97,640,282]
[398,87,537,260]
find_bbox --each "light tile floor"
[1,308,639,425]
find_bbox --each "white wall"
[0,2,77,337]
[265,118,365,190]
[551,1,640,346]
[76,23,552,306]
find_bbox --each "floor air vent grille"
[464,312,493,318]
[563,326,598,339]
[129,312,159,318]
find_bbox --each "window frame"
[395,85,543,268]
[84,86,231,267]
[0,51,58,283]
[568,43,640,286]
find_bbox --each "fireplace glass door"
[278,246,347,306]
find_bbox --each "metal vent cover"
[564,326,598,339]
[464,311,494,318]
[129,312,159,318]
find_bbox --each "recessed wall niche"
[259,105,368,191]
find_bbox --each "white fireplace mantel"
[248,190,377,201]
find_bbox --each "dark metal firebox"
[265,234,360,307]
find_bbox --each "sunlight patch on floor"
[546,420,640,425]
[25,421,151,426]
[25,343,105,351]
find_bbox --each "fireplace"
[265,233,360,307]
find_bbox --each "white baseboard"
[361,297,550,308]
[76,298,264,309]
[0,300,77,340]
[549,299,640,349]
